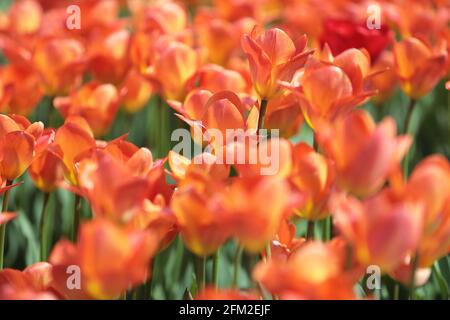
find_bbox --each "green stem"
[393,283,400,300]
[39,192,51,261]
[403,99,416,135]
[409,252,419,300]
[322,217,331,241]
[257,99,268,135]
[71,194,82,242]
[0,180,13,269]
[144,260,154,300]
[402,99,416,177]
[233,245,244,288]
[195,255,206,291]
[306,220,315,240]
[212,249,220,289]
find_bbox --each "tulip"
[75,150,152,222]
[135,2,187,34]
[88,29,131,84]
[368,51,398,104]
[241,27,313,99]
[394,37,448,99]
[0,114,44,181]
[330,190,423,273]
[54,117,96,185]
[0,262,57,300]
[0,64,44,116]
[317,110,411,198]
[32,38,85,95]
[170,90,258,149]
[168,151,230,183]
[171,153,230,256]
[29,131,64,193]
[269,220,305,261]
[153,41,200,100]
[253,241,357,299]
[195,11,253,66]
[400,155,450,269]
[128,197,178,253]
[264,92,303,139]
[213,0,265,22]
[395,0,449,42]
[54,81,121,137]
[223,137,293,179]
[285,46,376,129]
[49,219,158,299]
[0,115,43,269]
[188,64,250,94]
[215,176,292,253]
[121,70,153,113]
[289,142,334,220]
[8,0,43,36]
[129,31,157,74]
[103,135,154,177]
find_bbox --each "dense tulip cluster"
[0,0,449,301]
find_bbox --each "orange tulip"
[102,135,174,201]
[54,117,96,185]
[0,114,43,181]
[285,46,376,129]
[215,176,293,253]
[188,64,250,94]
[213,0,272,22]
[395,0,449,42]
[54,81,121,137]
[269,220,305,261]
[102,135,154,176]
[170,90,258,149]
[264,91,303,139]
[7,0,43,37]
[153,41,200,100]
[223,137,293,179]
[129,31,157,75]
[253,241,357,299]
[29,129,65,192]
[121,70,153,113]
[128,197,178,253]
[195,10,254,66]
[317,110,411,198]
[32,38,85,95]
[167,89,213,132]
[403,155,450,268]
[394,37,448,99]
[88,29,131,84]
[330,190,423,273]
[0,262,58,300]
[134,1,187,34]
[289,142,334,220]
[49,219,157,300]
[168,151,230,183]
[75,150,152,222]
[170,153,230,256]
[368,51,398,104]
[0,64,43,116]
[241,27,313,99]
